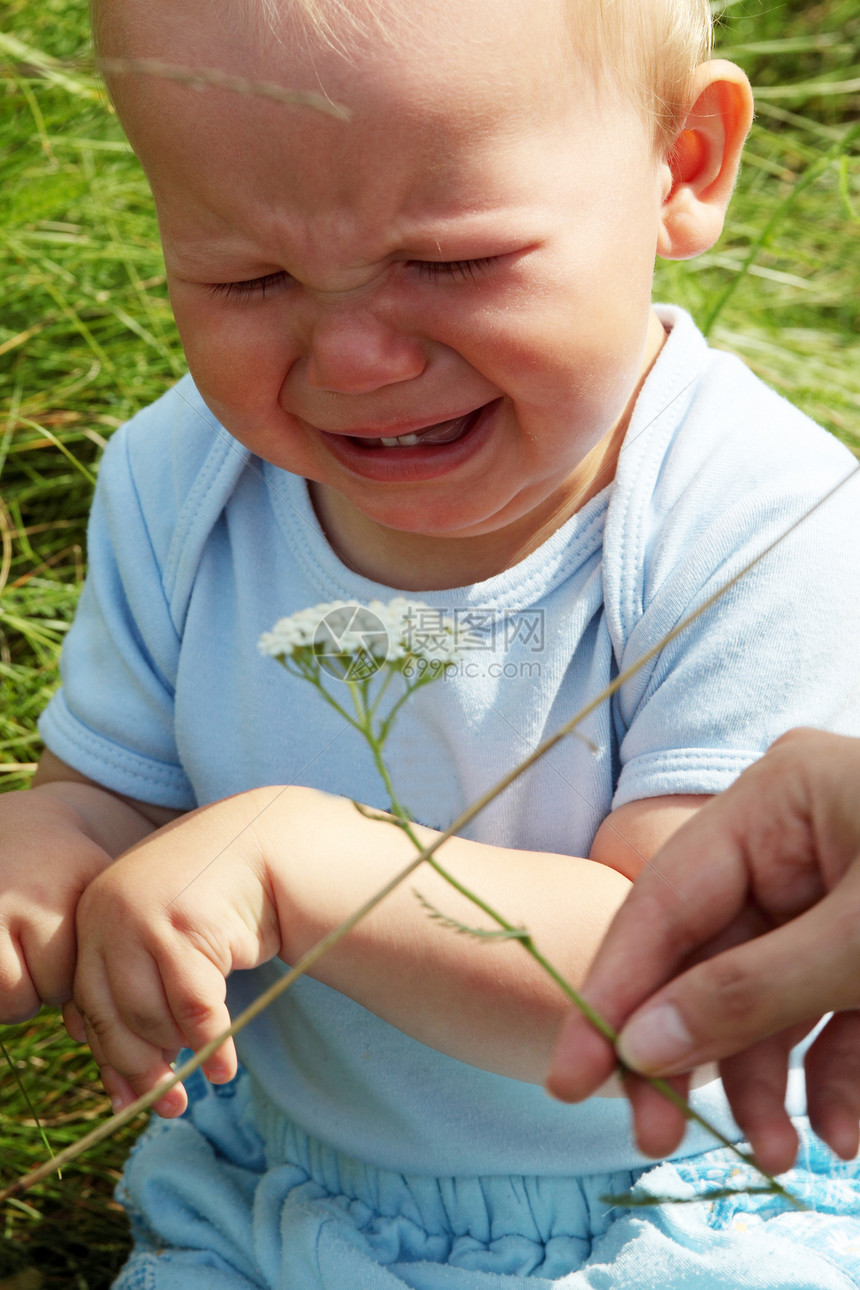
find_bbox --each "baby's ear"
[657,60,754,261]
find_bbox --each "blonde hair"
[584,0,713,147]
[262,0,713,148]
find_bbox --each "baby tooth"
[378,433,421,447]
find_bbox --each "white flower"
[258,599,463,668]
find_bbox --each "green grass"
[0,0,858,1283]
[0,1022,141,1285]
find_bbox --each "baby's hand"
[71,793,283,1117]
[0,786,119,1023]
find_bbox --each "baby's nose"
[305,311,426,394]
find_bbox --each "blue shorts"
[113,1067,860,1289]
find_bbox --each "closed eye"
[413,257,498,283]
[207,257,498,299]
[207,271,291,302]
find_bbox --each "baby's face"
[113,0,674,580]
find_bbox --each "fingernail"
[154,1091,184,1118]
[617,1003,694,1072]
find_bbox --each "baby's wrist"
[251,785,354,960]
[31,778,159,860]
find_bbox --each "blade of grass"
[701,122,860,335]
[0,1041,57,1178]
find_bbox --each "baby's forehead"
[98,0,590,83]
[97,0,709,156]
[99,0,597,134]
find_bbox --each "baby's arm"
[0,750,181,1024]
[588,793,712,882]
[72,784,707,1113]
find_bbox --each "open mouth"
[349,407,484,449]
[312,399,502,484]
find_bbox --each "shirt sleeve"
[606,339,860,809]
[38,408,195,808]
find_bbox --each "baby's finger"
[0,932,42,1023]
[22,914,78,1009]
[62,998,87,1042]
[75,951,184,1104]
[0,903,79,1018]
[86,926,238,1081]
[96,947,189,1055]
[99,1061,188,1118]
[160,951,238,1084]
[80,995,176,1100]
[85,1012,181,1115]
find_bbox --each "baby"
[5,0,860,1284]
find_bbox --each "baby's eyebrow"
[163,239,276,280]
[160,200,547,284]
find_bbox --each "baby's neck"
[308,489,544,590]
[309,437,622,592]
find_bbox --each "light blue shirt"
[40,307,860,1176]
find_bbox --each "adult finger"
[623,1070,691,1160]
[616,875,860,1077]
[546,1003,620,1103]
[718,1031,804,1177]
[546,850,756,1103]
[805,1011,860,1162]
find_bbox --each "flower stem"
[362,714,800,1209]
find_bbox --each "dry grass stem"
[95,57,349,119]
[5,463,857,1205]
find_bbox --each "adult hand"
[547,728,860,1175]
